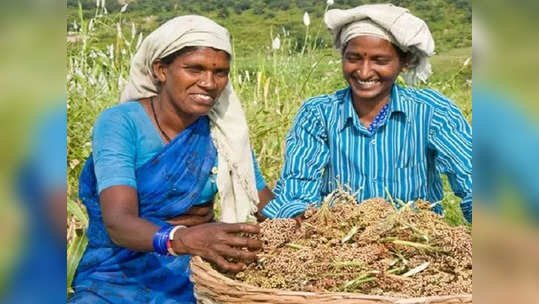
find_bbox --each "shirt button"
[371,140,376,145]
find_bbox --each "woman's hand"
[172,222,261,273]
[166,201,214,227]
[293,213,305,227]
[255,186,274,222]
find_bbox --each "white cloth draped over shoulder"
[120,15,258,223]
[325,3,435,84]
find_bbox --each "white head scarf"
[120,15,258,223]
[325,3,435,84]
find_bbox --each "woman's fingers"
[293,213,305,227]
[221,223,260,234]
[174,222,262,272]
[214,244,258,264]
[209,253,246,273]
[222,234,262,250]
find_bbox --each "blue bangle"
[153,225,173,255]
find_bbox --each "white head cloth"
[120,15,258,223]
[325,3,435,84]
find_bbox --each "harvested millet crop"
[224,190,472,298]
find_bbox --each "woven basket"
[190,256,472,304]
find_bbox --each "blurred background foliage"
[67,0,471,56]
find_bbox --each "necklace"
[367,103,390,134]
[150,96,171,142]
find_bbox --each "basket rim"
[189,255,472,302]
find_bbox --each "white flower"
[88,18,94,32]
[73,21,78,31]
[272,36,281,50]
[120,3,128,13]
[131,22,136,40]
[107,44,114,59]
[116,22,122,37]
[118,76,127,89]
[135,32,143,49]
[327,0,334,5]
[70,159,80,170]
[303,12,310,26]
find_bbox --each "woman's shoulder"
[96,101,145,126]
[398,85,457,112]
[93,102,147,137]
[301,87,349,109]
[99,101,144,118]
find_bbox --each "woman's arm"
[255,187,274,221]
[100,185,261,272]
[100,185,157,251]
[260,102,330,219]
[427,90,473,223]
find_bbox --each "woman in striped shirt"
[260,4,472,223]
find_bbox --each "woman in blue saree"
[70,16,273,303]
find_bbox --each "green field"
[67,0,471,296]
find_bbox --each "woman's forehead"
[175,47,230,66]
[344,35,398,55]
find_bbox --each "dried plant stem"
[344,271,379,289]
[285,243,305,250]
[333,261,363,268]
[387,265,406,275]
[401,262,430,277]
[380,237,442,252]
[341,226,360,244]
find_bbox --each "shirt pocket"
[396,122,417,169]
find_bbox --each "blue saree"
[71,116,216,304]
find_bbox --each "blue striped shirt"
[262,85,472,222]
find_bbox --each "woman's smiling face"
[342,36,405,104]
[156,46,230,119]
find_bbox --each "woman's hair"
[160,46,231,66]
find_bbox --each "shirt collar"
[338,87,361,131]
[388,84,409,117]
[338,85,409,132]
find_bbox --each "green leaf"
[341,225,359,244]
[68,198,88,227]
[67,232,88,292]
